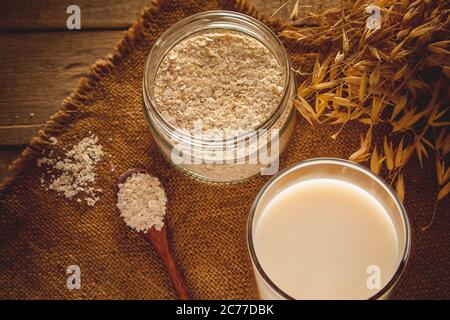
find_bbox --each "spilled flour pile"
[38,135,104,206]
[116,172,167,232]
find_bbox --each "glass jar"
[143,10,296,183]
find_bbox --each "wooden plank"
[0,0,336,30]
[252,0,337,21]
[0,30,125,145]
[0,147,23,181]
[251,0,291,19]
[0,126,39,146]
[0,0,149,30]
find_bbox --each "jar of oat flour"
[143,11,296,183]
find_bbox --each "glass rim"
[247,157,412,300]
[142,10,293,145]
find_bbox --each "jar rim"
[142,10,293,145]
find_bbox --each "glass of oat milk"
[247,158,411,300]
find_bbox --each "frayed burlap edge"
[0,0,156,194]
[0,0,290,196]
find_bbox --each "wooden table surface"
[0,0,317,180]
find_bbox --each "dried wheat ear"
[275,0,449,229]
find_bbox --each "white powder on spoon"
[116,172,167,232]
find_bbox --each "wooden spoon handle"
[145,226,190,300]
[161,251,190,300]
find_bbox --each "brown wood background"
[0,0,334,180]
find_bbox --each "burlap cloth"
[0,0,448,300]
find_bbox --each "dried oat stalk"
[281,0,449,228]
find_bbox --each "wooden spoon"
[118,168,190,300]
